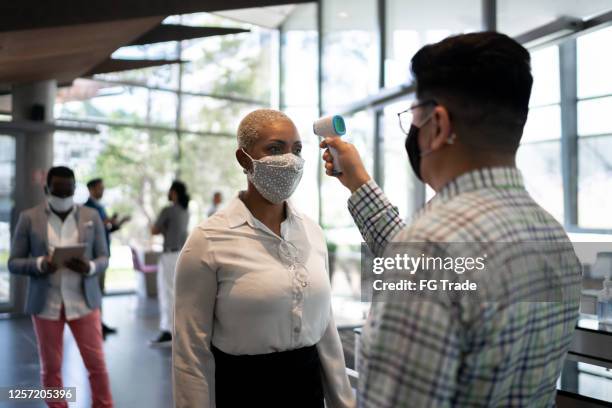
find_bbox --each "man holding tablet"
[9,166,113,408]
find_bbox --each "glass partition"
[0,135,15,308]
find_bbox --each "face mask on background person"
[47,194,74,212]
[242,149,305,204]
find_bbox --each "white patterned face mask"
[242,149,304,204]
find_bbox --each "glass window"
[281,30,318,107]
[0,135,15,306]
[321,110,374,231]
[516,141,564,223]
[178,132,245,223]
[280,5,319,221]
[181,26,275,102]
[578,96,612,137]
[283,107,320,221]
[56,87,177,127]
[578,136,612,229]
[322,0,379,112]
[383,100,421,219]
[578,25,612,99]
[108,40,180,90]
[516,44,563,224]
[522,105,562,143]
[181,94,259,135]
[498,0,612,37]
[529,46,560,107]
[385,0,480,87]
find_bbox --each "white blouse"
[173,196,355,408]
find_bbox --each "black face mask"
[405,124,424,181]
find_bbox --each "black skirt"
[212,344,324,408]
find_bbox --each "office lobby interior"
[1,1,612,406]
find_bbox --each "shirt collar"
[225,194,302,229]
[433,166,525,203]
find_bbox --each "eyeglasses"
[397,100,438,135]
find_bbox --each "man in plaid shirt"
[321,32,582,407]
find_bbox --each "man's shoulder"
[79,205,102,221]
[83,198,99,209]
[19,203,46,219]
[403,187,567,242]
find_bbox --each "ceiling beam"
[86,58,184,76]
[130,24,249,46]
[0,0,313,32]
[0,16,162,86]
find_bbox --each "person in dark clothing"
[84,178,130,337]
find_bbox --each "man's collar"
[434,166,525,203]
[226,194,302,229]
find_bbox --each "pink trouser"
[32,307,113,408]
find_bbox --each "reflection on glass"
[516,141,564,223]
[578,137,612,229]
[558,359,612,404]
[0,135,15,305]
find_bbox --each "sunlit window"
[577,26,612,229]
[516,45,564,223]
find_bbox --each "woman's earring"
[448,133,457,145]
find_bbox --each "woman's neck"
[240,185,285,236]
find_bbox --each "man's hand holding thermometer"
[315,115,371,193]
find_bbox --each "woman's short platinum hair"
[237,109,293,150]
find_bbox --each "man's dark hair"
[87,178,103,190]
[171,180,190,210]
[47,166,75,186]
[411,31,533,151]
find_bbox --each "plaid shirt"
[348,167,582,407]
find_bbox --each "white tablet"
[51,244,86,266]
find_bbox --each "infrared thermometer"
[313,115,346,175]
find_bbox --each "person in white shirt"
[9,166,113,408]
[173,109,355,408]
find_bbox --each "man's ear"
[429,105,453,151]
[236,149,252,173]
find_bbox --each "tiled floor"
[1,295,172,407]
[1,294,360,407]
